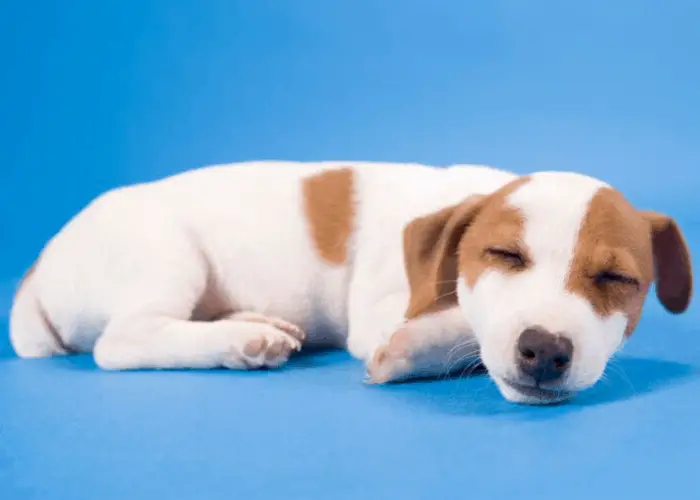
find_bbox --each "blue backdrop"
[1,2,699,499]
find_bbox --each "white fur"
[10,161,629,404]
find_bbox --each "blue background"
[1,1,699,498]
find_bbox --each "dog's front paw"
[365,328,414,384]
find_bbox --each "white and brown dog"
[9,161,693,404]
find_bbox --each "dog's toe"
[225,325,300,370]
[366,331,414,384]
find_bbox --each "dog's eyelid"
[592,269,641,288]
[485,245,522,254]
[484,246,528,266]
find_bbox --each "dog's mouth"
[501,378,573,404]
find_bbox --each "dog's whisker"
[604,360,636,396]
[443,349,482,380]
[457,358,484,379]
[444,357,475,379]
[445,338,478,360]
[444,339,479,373]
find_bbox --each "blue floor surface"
[1,289,699,499]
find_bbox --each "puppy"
[10,161,693,404]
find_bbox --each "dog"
[9,161,693,404]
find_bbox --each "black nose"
[516,327,573,385]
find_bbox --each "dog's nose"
[516,327,573,384]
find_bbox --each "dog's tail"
[9,263,68,358]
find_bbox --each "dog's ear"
[403,195,486,319]
[641,211,693,313]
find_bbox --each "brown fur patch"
[566,188,654,335]
[302,167,355,265]
[567,188,692,336]
[403,177,530,319]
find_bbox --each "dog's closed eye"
[484,247,528,269]
[593,270,640,289]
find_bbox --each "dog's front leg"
[364,307,480,384]
[346,288,478,383]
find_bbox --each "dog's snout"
[516,327,573,384]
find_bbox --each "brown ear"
[403,195,486,319]
[641,211,693,313]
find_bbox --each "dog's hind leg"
[90,255,307,371]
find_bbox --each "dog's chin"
[493,377,574,406]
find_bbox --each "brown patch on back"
[403,176,531,319]
[302,167,355,265]
[566,187,670,336]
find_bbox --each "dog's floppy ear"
[403,195,486,319]
[641,211,693,313]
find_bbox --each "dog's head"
[403,172,693,404]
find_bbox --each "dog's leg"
[93,313,306,371]
[363,307,479,384]
[346,275,478,383]
[346,292,410,362]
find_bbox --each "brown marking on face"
[458,177,532,288]
[567,187,693,336]
[302,167,355,265]
[403,177,530,319]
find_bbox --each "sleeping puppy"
[10,161,693,404]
